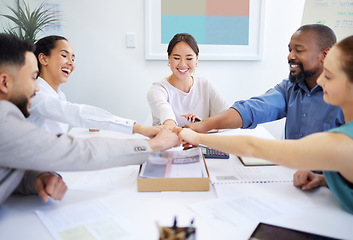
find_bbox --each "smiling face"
[9,52,39,117]
[288,30,325,85]
[168,41,198,81]
[317,46,353,109]
[39,40,75,90]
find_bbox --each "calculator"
[200,146,229,159]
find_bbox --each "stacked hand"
[178,128,200,147]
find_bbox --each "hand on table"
[293,170,326,190]
[35,172,67,203]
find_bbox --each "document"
[58,166,139,192]
[36,199,137,240]
[139,147,208,179]
[189,194,306,235]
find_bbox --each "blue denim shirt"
[232,79,345,139]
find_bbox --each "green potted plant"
[1,0,59,42]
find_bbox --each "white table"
[1,127,352,240]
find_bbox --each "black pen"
[172,216,177,235]
[185,218,195,238]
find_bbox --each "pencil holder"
[159,226,196,240]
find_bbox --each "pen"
[172,216,178,235]
[185,218,195,238]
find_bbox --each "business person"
[147,33,228,130]
[185,24,345,187]
[180,35,353,213]
[186,24,344,136]
[0,33,180,205]
[27,35,161,137]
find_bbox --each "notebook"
[238,156,276,166]
[209,157,294,185]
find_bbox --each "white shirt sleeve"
[28,78,135,134]
[147,80,177,126]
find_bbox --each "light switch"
[126,32,136,48]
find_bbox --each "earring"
[195,63,198,67]
[168,63,170,66]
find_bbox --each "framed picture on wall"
[145,0,265,61]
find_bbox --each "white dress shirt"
[147,77,229,127]
[27,77,135,135]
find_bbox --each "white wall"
[0,0,305,137]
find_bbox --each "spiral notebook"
[209,157,294,185]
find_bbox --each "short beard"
[289,62,318,85]
[289,69,305,84]
[14,98,30,118]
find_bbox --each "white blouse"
[27,77,135,135]
[147,77,229,127]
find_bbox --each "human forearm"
[181,128,349,173]
[198,134,257,157]
[180,128,310,170]
[2,121,152,171]
[180,128,255,157]
[133,124,166,138]
[186,108,243,133]
[163,119,178,129]
[318,174,327,187]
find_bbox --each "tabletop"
[1,127,352,240]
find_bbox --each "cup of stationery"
[158,226,196,240]
[157,218,196,240]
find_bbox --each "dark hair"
[34,35,67,72]
[0,33,35,68]
[297,24,336,50]
[336,36,353,83]
[167,33,199,56]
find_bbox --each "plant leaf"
[0,0,60,42]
